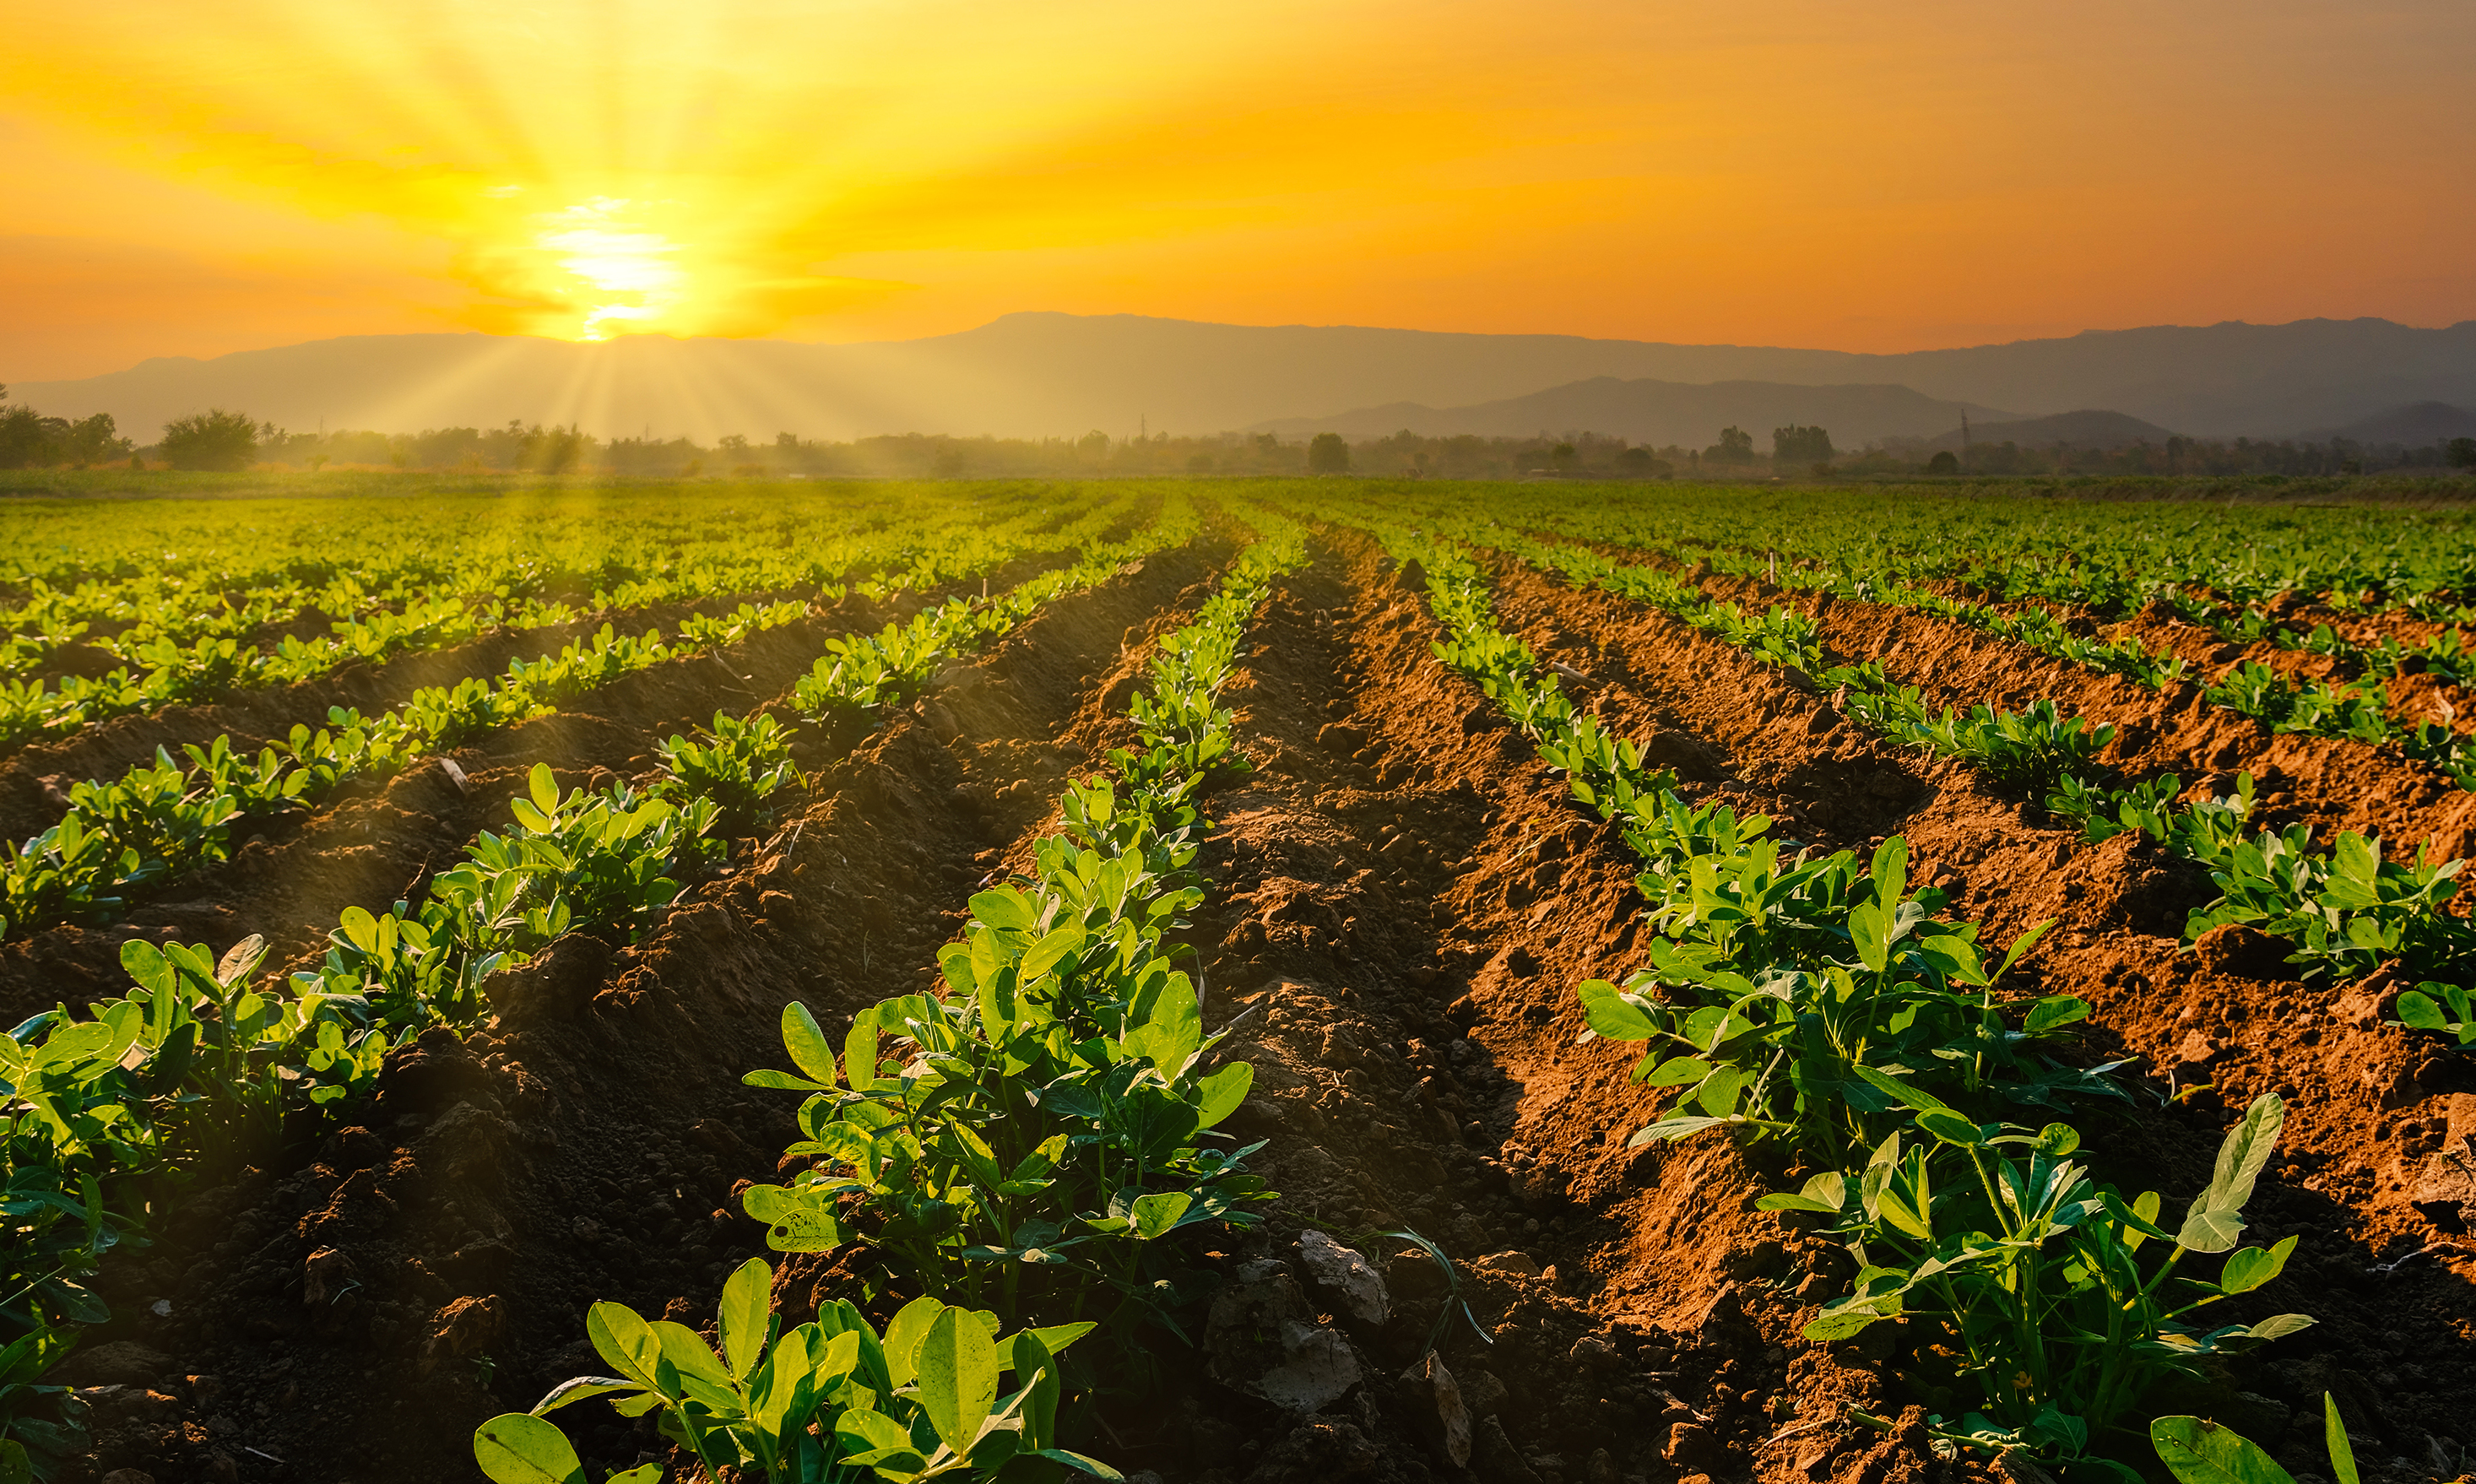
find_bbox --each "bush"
[160,409,260,471]
[1926,450,1960,474]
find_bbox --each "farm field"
[3,476,2473,1484]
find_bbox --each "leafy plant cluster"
[0,505,950,750]
[0,495,1119,943]
[1370,511,2476,1053]
[1371,524,2312,1472]
[0,760,736,1434]
[475,1259,1118,1484]
[489,521,1303,1482]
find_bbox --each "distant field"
[8,477,2474,1484]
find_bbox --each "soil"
[40,525,2476,1484]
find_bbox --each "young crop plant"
[2390,982,2476,1048]
[2151,1391,2361,1484]
[658,711,805,836]
[736,528,1303,1353]
[1774,1093,2311,1475]
[1575,838,2112,1159]
[473,1258,1119,1484]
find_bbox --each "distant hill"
[1250,376,2013,447]
[1904,409,2181,452]
[2311,401,2476,447]
[9,311,2474,443]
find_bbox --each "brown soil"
[46,528,2476,1484]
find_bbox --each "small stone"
[1473,1250,1541,1278]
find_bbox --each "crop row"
[1374,523,2311,1474]
[0,485,1027,750]
[1303,478,2475,1043]
[1450,489,2476,788]
[0,498,1192,1479]
[1427,521,2476,1046]
[0,492,1146,942]
[474,515,1307,1484]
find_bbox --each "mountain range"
[8,312,2475,446]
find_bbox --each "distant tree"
[2448,436,2476,469]
[1078,430,1111,461]
[160,408,260,471]
[1706,425,1755,463]
[62,413,129,466]
[1926,450,1959,475]
[0,404,67,468]
[1549,442,1579,472]
[1617,446,1671,479]
[1307,431,1351,474]
[1772,425,1834,463]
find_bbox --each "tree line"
[5,386,2471,481]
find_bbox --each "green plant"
[1780,1093,2310,1465]
[740,536,1300,1336]
[2150,1391,2358,1484]
[472,1257,1119,1484]
[658,711,805,834]
[2393,982,2476,1047]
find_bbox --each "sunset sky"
[4,0,2472,382]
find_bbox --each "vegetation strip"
[472,518,1307,1483]
[1387,512,2476,1052]
[0,494,1124,940]
[0,490,976,750]
[1362,521,2313,1474]
[0,500,1189,1476]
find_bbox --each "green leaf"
[1130,1191,1194,1238]
[843,1006,881,1091]
[834,1406,919,1465]
[2218,1236,2294,1295]
[883,1297,943,1389]
[741,1183,848,1253]
[916,1305,999,1454]
[2024,996,2090,1033]
[1915,1108,1986,1146]
[1021,925,1085,982]
[585,1303,662,1387]
[528,762,560,816]
[779,1002,839,1087]
[970,888,1037,932]
[1801,1309,1882,1341]
[2395,991,2447,1030]
[2322,1393,2359,1484]
[1195,1062,1252,1128]
[1576,979,1656,1041]
[2179,1093,2285,1254]
[719,1257,772,1381]
[1851,1063,1953,1113]
[1869,836,1909,913]
[472,1413,588,1484]
[1635,1055,1712,1088]
[1848,899,1891,975]
[2150,1415,2297,1484]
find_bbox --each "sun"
[534,198,685,340]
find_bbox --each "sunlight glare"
[536,198,684,340]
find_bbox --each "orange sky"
[4,0,2473,382]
